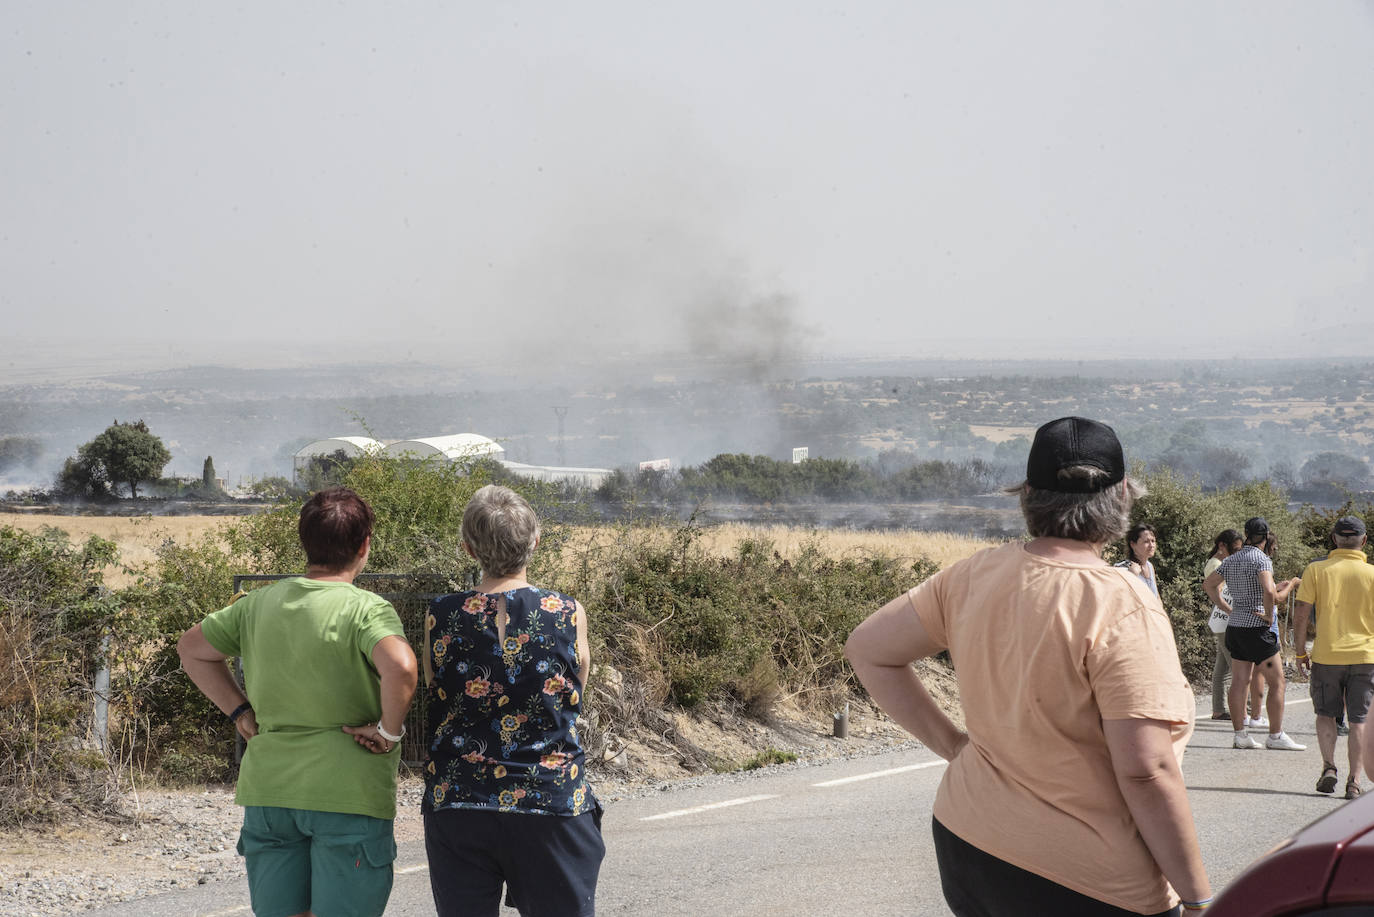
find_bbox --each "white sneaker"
[1246,716,1269,729]
[1234,732,1262,749]
[1266,732,1306,751]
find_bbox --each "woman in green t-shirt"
[178,487,418,917]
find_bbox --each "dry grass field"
[587,522,1000,570]
[0,513,1000,589]
[0,512,234,587]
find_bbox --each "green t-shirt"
[200,577,406,819]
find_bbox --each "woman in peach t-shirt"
[846,417,1211,916]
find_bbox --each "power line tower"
[552,406,568,467]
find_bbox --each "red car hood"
[1212,791,1374,915]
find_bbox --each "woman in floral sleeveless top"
[423,485,603,917]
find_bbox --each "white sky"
[3,1,1373,376]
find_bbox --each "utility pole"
[552,406,568,467]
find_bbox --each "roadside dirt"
[0,689,946,915]
[0,512,976,912]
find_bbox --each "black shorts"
[424,806,604,917]
[932,818,1179,917]
[1225,626,1279,664]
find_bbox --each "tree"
[53,455,108,499]
[1301,451,1370,492]
[245,476,302,501]
[71,420,171,499]
[202,456,217,489]
[297,449,353,492]
[1269,458,1298,493]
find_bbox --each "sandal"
[1318,764,1339,794]
[1346,780,1363,800]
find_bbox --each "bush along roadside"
[0,525,119,824]
[5,458,1366,824]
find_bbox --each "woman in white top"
[1204,529,1242,720]
[1116,523,1159,595]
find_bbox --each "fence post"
[93,633,111,755]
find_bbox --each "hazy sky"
[4,1,1373,378]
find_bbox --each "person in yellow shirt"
[1294,515,1374,800]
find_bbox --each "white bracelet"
[375,721,405,743]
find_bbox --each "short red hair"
[298,487,374,570]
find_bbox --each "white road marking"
[397,863,430,875]
[811,761,946,787]
[640,794,779,821]
[1194,694,1313,721]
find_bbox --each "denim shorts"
[425,805,604,917]
[237,806,396,917]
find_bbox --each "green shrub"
[1123,468,1321,679]
[1295,497,1374,564]
[738,747,798,770]
[116,453,572,771]
[0,526,119,824]
[112,530,243,771]
[220,452,570,582]
[565,522,939,710]
[156,749,234,786]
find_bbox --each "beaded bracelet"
[375,721,405,743]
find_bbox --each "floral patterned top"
[423,586,595,817]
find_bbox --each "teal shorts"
[237,806,397,917]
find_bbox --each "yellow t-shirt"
[908,542,1194,914]
[1295,548,1374,665]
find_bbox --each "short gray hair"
[1334,533,1365,550]
[1010,466,1146,544]
[461,485,540,576]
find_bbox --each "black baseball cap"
[1025,417,1126,494]
[1333,516,1366,537]
[1244,517,1270,541]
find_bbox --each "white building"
[293,433,612,489]
[499,461,614,488]
[380,434,505,462]
[293,436,385,478]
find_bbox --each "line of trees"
[594,454,1006,507]
[17,416,1374,509]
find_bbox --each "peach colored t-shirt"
[908,542,1194,914]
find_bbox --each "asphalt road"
[86,686,1355,916]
